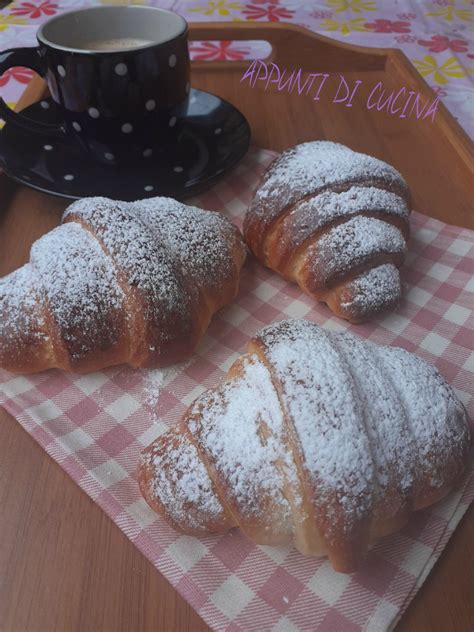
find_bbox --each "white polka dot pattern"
[115,63,127,76]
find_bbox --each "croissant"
[244,141,411,323]
[139,319,470,573]
[0,196,246,374]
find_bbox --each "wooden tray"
[0,22,472,632]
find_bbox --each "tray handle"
[188,22,388,73]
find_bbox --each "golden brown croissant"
[244,141,411,323]
[139,319,470,573]
[0,196,246,373]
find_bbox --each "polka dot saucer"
[0,89,250,201]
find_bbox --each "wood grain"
[0,21,473,632]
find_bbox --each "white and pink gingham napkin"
[1,147,473,632]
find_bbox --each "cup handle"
[0,47,64,136]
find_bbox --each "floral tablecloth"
[0,0,473,137]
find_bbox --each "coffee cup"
[0,6,190,164]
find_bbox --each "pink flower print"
[0,66,34,87]
[418,35,468,54]
[242,4,294,21]
[365,19,411,33]
[397,12,416,20]
[10,1,58,19]
[190,41,249,61]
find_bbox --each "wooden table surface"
[0,20,473,632]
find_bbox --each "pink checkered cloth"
[1,147,473,632]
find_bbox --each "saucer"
[0,89,250,201]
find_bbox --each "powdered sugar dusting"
[0,267,48,365]
[333,333,416,510]
[281,186,408,253]
[64,196,245,349]
[142,361,190,422]
[254,320,469,538]
[31,223,125,361]
[251,141,408,228]
[339,264,401,318]
[187,355,297,537]
[144,430,225,531]
[257,321,374,537]
[377,345,469,489]
[306,216,406,287]
[65,197,193,332]
[0,266,46,341]
[130,197,242,297]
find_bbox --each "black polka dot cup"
[0,6,190,164]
